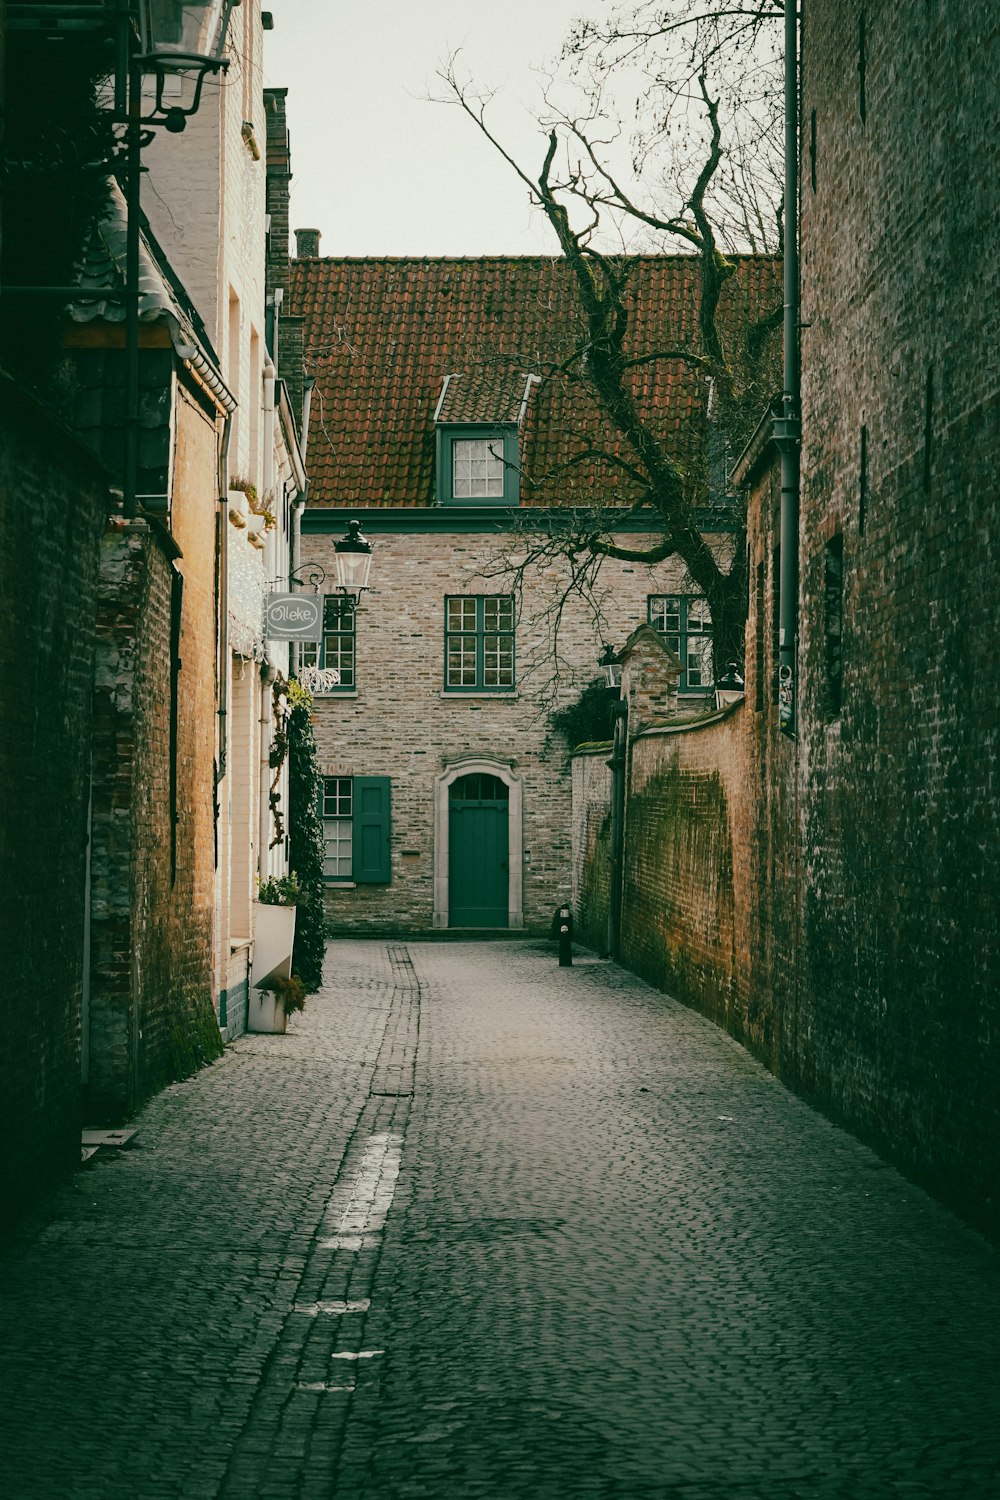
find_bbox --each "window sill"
[312,690,359,699]
[230,937,251,953]
[441,691,519,700]
[324,880,357,889]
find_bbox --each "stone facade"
[0,379,110,1209]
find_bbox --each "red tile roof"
[287,255,780,508]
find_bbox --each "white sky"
[262,0,611,257]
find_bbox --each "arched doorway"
[448,773,510,927]
[433,757,523,930]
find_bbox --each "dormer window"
[452,437,505,498]
[433,371,538,506]
[435,424,519,504]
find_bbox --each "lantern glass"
[138,0,235,69]
[333,522,374,595]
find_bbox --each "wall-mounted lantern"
[714,662,745,710]
[333,520,374,596]
[599,644,623,691]
[136,0,239,131]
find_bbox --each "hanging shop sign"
[264,593,324,641]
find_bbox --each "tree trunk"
[706,555,748,686]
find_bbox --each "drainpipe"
[774,0,802,739]
[258,656,278,882]
[606,700,628,959]
[288,375,315,679]
[216,413,233,785]
[262,357,276,502]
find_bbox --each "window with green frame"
[435,426,520,504]
[320,775,391,883]
[300,595,355,690]
[648,594,714,692]
[444,595,515,692]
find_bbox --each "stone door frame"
[433,755,523,929]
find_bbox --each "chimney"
[295,227,321,259]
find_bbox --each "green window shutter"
[353,776,391,883]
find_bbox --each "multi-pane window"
[300,595,355,690]
[445,595,515,691]
[648,594,714,692]
[452,438,505,498]
[321,777,353,879]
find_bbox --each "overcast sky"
[262,0,610,258]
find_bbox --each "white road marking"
[292,1299,371,1316]
[319,1131,404,1249]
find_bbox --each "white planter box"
[248,986,287,1035]
[249,903,297,1033]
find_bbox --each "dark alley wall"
[0,378,109,1208]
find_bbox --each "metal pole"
[558,906,573,967]
[775,0,802,739]
[606,703,627,959]
[123,29,142,520]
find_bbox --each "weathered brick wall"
[571,747,613,953]
[88,386,222,1120]
[795,0,1000,1222]
[302,527,720,933]
[619,711,750,1037]
[569,1,1000,1234]
[0,380,109,1208]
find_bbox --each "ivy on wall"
[286,680,327,994]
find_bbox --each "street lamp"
[333,520,374,596]
[599,643,623,690]
[136,0,239,131]
[714,662,745,710]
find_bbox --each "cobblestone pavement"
[2,941,999,1500]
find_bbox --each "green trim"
[444,594,516,693]
[435,423,520,505]
[302,504,739,536]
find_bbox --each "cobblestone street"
[2,940,998,1499]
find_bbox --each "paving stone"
[1,940,998,1498]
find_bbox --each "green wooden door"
[448,774,509,927]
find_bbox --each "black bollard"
[558,906,573,967]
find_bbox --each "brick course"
[303,527,722,934]
[571,0,1000,1235]
[0,378,110,1207]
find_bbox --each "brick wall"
[569,0,1000,1235]
[88,384,223,1121]
[795,0,1000,1222]
[0,379,109,1209]
[571,747,613,953]
[302,526,724,933]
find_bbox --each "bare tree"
[437,9,784,679]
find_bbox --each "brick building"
[572,0,1000,1234]
[288,251,778,934]
[141,18,306,1038]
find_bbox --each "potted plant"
[249,873,300,1033]
[249,972,306,1035]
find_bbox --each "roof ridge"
[290,251,779,266]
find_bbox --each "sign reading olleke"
[265,593,324,641]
